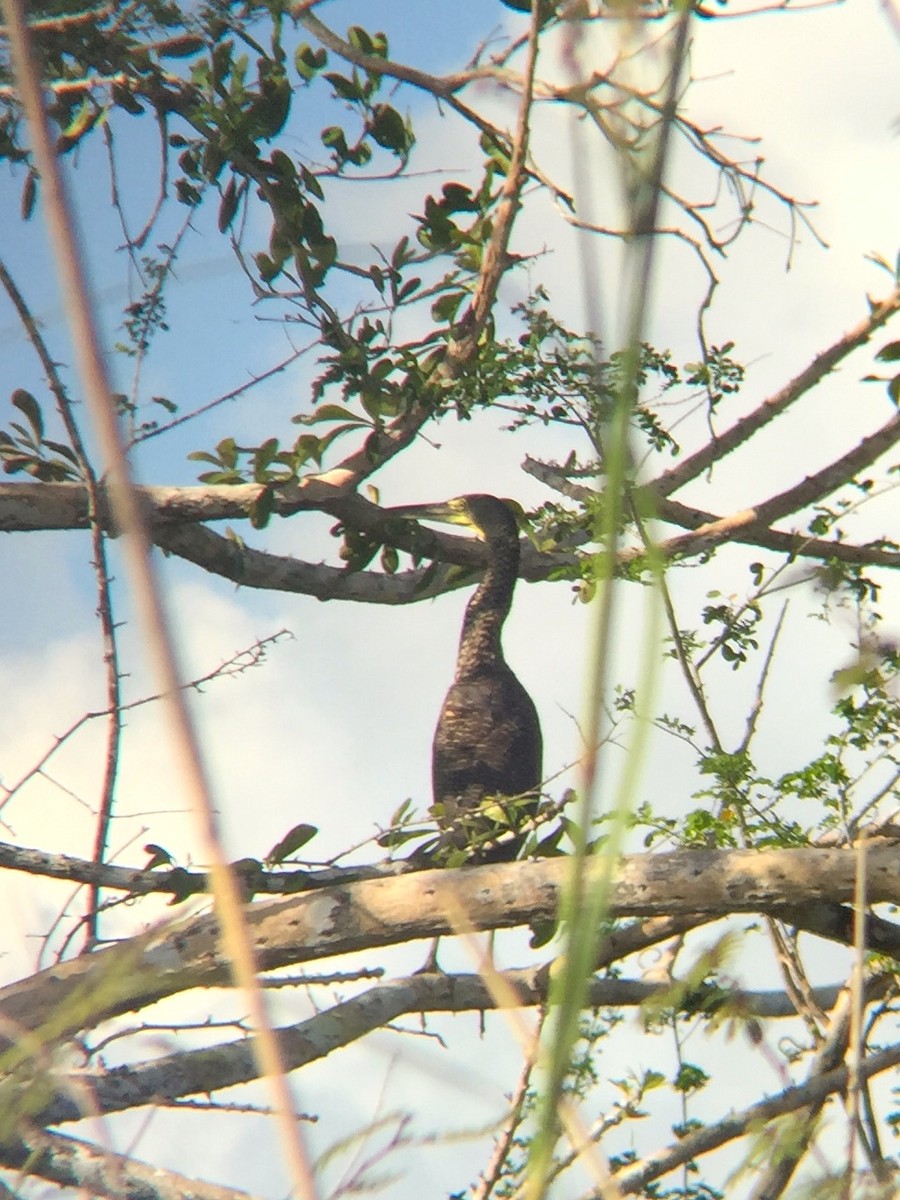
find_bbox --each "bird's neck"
[454,534,518,680]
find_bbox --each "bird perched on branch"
[388,494,543,862]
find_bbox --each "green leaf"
[369,104,411,157]
[11,388,43,442]
[480,131,511,174]
[317,421,371,454]
[875,340,900,363]
[295,43,326,82]
[217,177,239,232]
[41,440,79,464]
[211,39,234,87]
[295,403,367,426]
[529,918,557,949]
[112,82,144,116]
[144,843,174,869]
[267,823,319,865]
[254,252,281,283]
[253,69,291,139]
[673,1063,710,1094]
[196,469,245,485]
[347,25,374,55]
[440,182,479,214]
[216,437,238,468]
[370,358,394,379]
[321,126,349,157]
[269,149,296,181]
[324,72,362,102]
[345,140,372,168]
[396,276,421,303]
[252,437,280,480]
[431,291,466,322]
[20,169,36,220]
[158,34,205,58]
[387,798,413,827]
[390,235,411,268]
[291,433,323,466]
[249,483,276,529]
[175,179,202,206]
[61,99,96,141]
[300,164,324,200]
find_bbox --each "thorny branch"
[0,257,121,947]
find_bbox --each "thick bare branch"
[2,847,900,1051]
[6,844,898,964]
[3,474,897,613]
[153,522,462,600]
[38,973,850,1127]
[653,496,900,568]
[752,411,900,525]
[0,480,324,532]
[0,1128,259,1200]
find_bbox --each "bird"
[388,494,543,862]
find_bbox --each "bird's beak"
[386,502,469,529]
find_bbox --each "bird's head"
[388,494,523,543]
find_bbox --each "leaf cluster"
[0,388,80,481]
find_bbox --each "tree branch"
[296,11,484,99]
[616,1037,900,1194]
[37,973,852,1127]
[2,847,900,1051]
[747,983,855,1200]
[651,286,900,497]
[0,836,414,897]
[528,458,900,572]
[652,496,900,568]
[0,1127,259,1200]
[752,411,900,525]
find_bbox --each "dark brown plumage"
[390,495,542,860]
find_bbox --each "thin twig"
[0,255,122,946]
[737,601,788,754]
[0,632,290,813]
